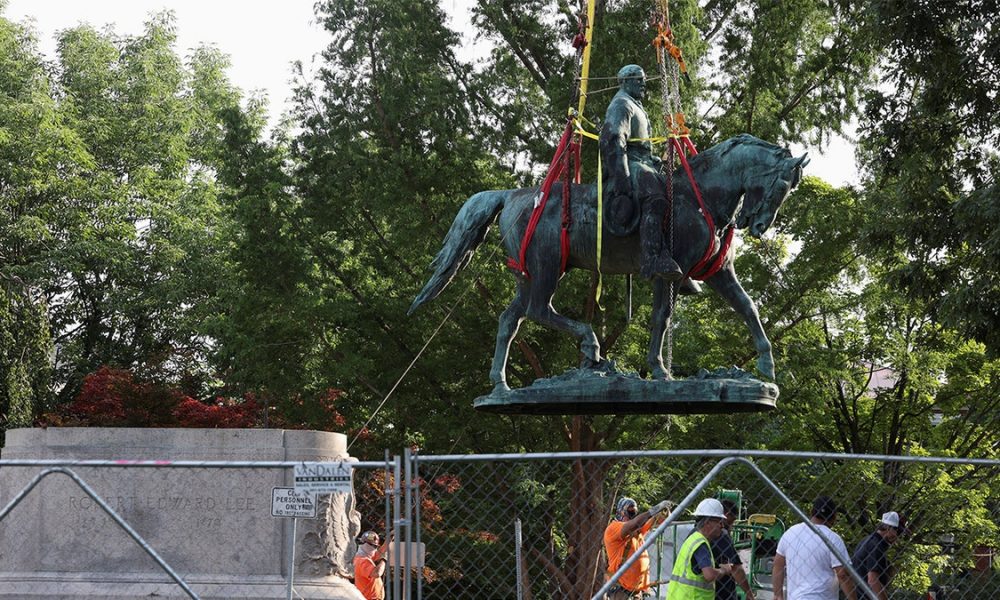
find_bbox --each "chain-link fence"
[406,451,999,600]
[0,449,996,599]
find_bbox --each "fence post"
[404,446,413,600]
[414,450,424,600]
[285,517,297,600]
[515,518,524,600]
[384,449,394,600]
[393,453,403,600]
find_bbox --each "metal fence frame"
[0,458,393,600]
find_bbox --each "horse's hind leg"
[491,280,529,393]
[526,273,601,368]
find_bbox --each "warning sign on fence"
[271,487,317,518]
[293,462,353,496]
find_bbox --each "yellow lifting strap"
[571,119,605,307]
[570,0,600,306]
[576,0,598,117]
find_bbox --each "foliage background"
[1,0,998,593]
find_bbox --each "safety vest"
[666,530,715,600]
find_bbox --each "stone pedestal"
[0,428,365,600]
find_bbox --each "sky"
[4,0,857,186]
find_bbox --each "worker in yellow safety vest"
[666,499,735,599]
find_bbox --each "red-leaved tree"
[38,367,353,432]
[173,395,260,428]
[40,366,264,428]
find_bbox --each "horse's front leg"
[704,264,775,379]
[646,278,675,380]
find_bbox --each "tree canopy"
[0,0,997,465]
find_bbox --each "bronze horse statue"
[409,134,808,393]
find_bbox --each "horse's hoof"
[650,367,672,381]
[492,382,511,395]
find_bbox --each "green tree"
[0,11,77,430]
[1,8,264,425]
[47,16,231,398]
[207,97,320,406]
[856,1,1000,351]
[0,286,52,433]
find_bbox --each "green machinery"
[718,489,786,599]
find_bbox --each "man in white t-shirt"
[773,496,857,600]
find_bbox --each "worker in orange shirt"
[604,496,673,599]
[353,530,390,600]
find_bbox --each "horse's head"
[731,136,810,238]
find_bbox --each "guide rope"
[350,227,526,451]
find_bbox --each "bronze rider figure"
[600,64,683,282]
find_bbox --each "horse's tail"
[408,191,507,315]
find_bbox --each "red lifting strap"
[510,130,731,281]
[560,140,581,274]
[508,119,577,279]
[690,226,734,280]
[670,137,732,281]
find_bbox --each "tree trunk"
[564,416,613,598]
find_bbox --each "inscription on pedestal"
[68,495,258,512]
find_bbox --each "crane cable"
[655,0,683,376]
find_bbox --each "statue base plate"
[474,363,778,415]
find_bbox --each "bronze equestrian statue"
[409,91,807,394]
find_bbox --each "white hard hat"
[881,511,900,528]
[693,498,726,518]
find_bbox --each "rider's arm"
[599,99,633,189]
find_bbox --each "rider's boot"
[639,193,683,281]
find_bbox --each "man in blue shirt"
[711,499,755,600]
[851,511,900,600]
